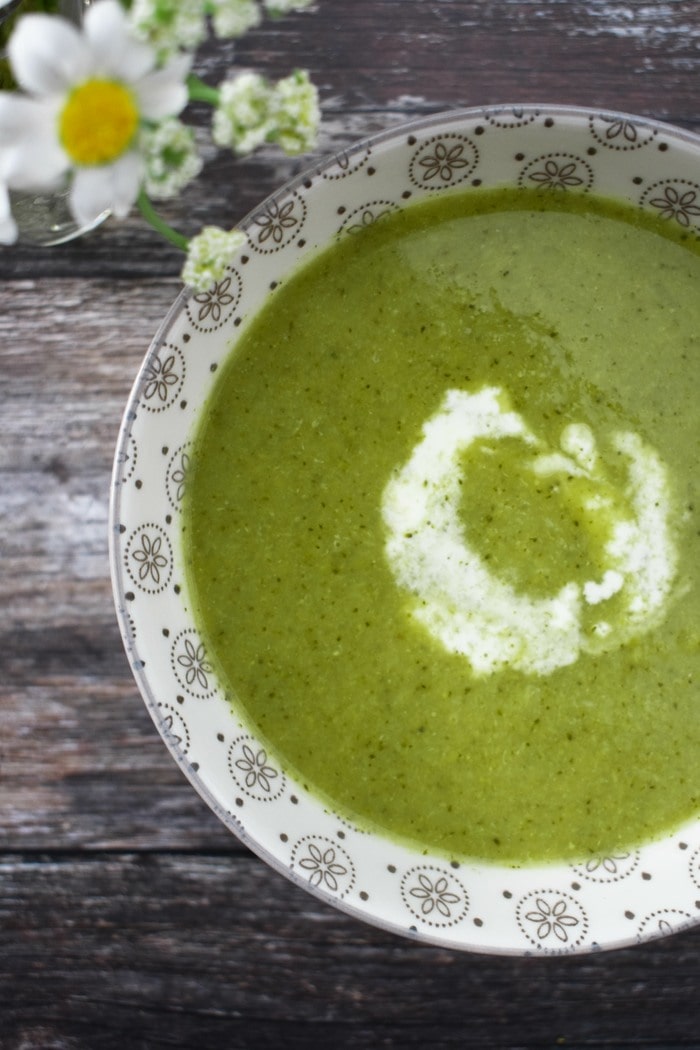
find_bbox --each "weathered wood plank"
[1,680,238,850]
[0,279,170,508]
[0,278,237,850]
[1,854,699,1049]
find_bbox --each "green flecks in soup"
[183,188,700,865]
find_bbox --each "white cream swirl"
[381,386,678,677]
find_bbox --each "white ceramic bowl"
[110,104,700,955]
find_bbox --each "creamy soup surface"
[183,188,700,864]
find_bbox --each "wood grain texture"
[2,854,700,1049]
[3,1,700,1047]
[1,278,237,852]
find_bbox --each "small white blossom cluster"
[129,0,207,56]
[212,72,272,155]
[141,118,203,200]
[270,68,321,154]
[181,225,248,288]
[130,0,314,57]
[212,69,319,156]
[211,0,261,40]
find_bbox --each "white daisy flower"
[0,0,191,232]
[181,225,247,291]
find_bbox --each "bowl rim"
[130,101,700,350]
[109,101,700,956]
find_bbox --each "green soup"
[183,188,700,865]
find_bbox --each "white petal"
[70,151,143,225]
[69,167,113,226]
[0,93,50,144]
[83,0,155,81]
[0,95,68,188]
[8,14,90,96]
[109,151,145,217]
[135,53,192,120]
[0,184,18,245]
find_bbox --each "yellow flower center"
[59,79,139,166]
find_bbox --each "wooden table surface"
[3,2,700,1047]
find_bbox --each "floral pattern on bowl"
[110,104,700,955]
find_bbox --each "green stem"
[137,191,189,253]
[187,73,221,107]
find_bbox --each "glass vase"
[0,0,108,245]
